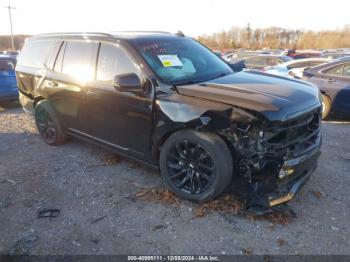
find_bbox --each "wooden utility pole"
[4,5,16,50]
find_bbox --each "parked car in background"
[0,50,19,57]
[223,51,263,63]
[265,58,331,79]
[290,52,321,59]
[16,32,322,209]
[304,60,350,119]
[229,55,292,72]
[337,56,350,61]
[321,52,350,60]
[212,50,223,58]
[0,55,18,102]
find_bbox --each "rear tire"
[159,129,233,202]
[321,94,332,120]
[34,100,67,145]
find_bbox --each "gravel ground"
[0,102,349,255]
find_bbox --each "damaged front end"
[220,106,322,209]
[154,93,321,210]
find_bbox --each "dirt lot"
[0,103,349,255]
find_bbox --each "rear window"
[0,59,16,70]
[61,41,97,82]
[17,39,59,68]
[245,57,266,66]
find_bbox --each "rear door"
[43,40,98,132]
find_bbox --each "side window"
[96,43,139,82]
[288,62,308,69]
[61,41,97,81]
[17,40,58,68]
[267,58,279,66]
[46,41,63,70]
[343,64,350,78]
[324,65,344,77]
[245,57,261,66]
[0,59,15,70]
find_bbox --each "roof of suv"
[30,31,181,41]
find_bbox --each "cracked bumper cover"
[267,148,321,207]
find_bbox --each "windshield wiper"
[172,79,198,86]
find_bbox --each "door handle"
[328,79,336,83]
[47,81,58,87]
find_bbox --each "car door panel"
[87,82,153,158]
[86,43,154,158]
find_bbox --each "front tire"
[34,100,67,145]
[159,129,233,202]
[321,94,332,120]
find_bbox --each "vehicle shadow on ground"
[0,100,20,111]
[323,113,350,124]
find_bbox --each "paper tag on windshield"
[157,55,183,67]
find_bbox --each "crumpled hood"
[176,70,321,122]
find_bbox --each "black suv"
[16,32,322,209]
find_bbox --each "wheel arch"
[33,96,45,108]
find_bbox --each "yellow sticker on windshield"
[158,55,183,67]
[162,60,172,67]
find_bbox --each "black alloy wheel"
[166,140,216,195]
[160,129,233,202]
[35,106,57,144]
[34,100,67,145]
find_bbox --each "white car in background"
[264,58,331,79]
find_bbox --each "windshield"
[132,37,233,86]
[0,59,16,71]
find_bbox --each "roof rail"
[110,31,172,35]
[34,32,113,37]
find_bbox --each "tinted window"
[61,41,97,81]
[18,40,58,68]
[325,65,343,76]
[245,57,265,66]
[96,43,139,82]
[267,58,280,66]
[343,64,350,77]
[46,41,63,70]
[0,59,16,70]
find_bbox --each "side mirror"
[113,73,141,92]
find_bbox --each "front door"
[86,42,154,159]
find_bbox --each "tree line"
[1,26,350,52]
[197,24,350,50]
[0,35,29,51]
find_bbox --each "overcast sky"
[0,0,349,36]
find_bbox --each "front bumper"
[268,151,319,206]
[248,146,321,208]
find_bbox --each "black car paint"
[304,60,350,115]
[16,33,322,208]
